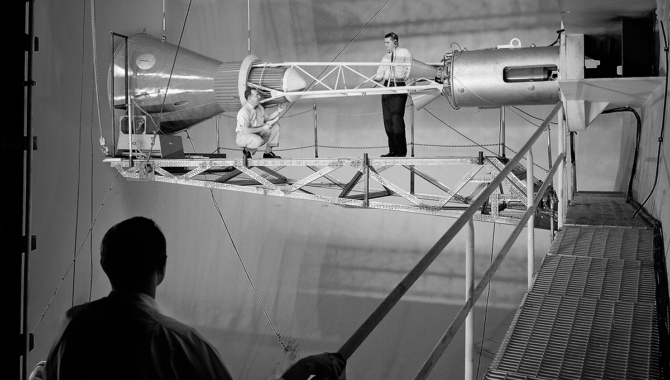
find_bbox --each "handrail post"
[465,218,475,380]
[499,106,506,158]
[557,106,565,229]
[337,102,562,363]
[412,152,564,380]
[569,132,577,200]
[410,99,415,194]
[546,124,552,170]
[110,33,116,155]
[215,116,221,154]
[313,103,318,158]
[527,146,535,288]
[363,153,369,207]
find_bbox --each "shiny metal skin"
[449,46,560,108]
[110,34,297,134]
[110,33,228,134]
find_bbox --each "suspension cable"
[89,0,108,155]
[183,133,288,351]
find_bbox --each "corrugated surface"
[485,192,660,380]
[215,61,244,112]
[548,227,653,261]
[564,192,651,229]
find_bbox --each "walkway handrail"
[337,101,563,360]
[413,152,564,379]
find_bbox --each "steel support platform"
[104,155,556,226]
[485,192,663,380]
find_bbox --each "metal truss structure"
[105,153,555,227]
[250,61,445,102]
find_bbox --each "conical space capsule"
[109,33,306,134]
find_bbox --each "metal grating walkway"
[485,192,661,380]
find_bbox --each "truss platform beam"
[105,155,553,226]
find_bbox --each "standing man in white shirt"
[236,87,286,159]
[373,32,412,157]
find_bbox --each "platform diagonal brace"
[404,166,469,204]
[436,166,484,208]
[289,165,340,192]
[488,157,528,205]
[339,170,364,198]
[215,169,243,183]
[181,164,209,179]
[368,170,424,206]
[256,165,288,183]
[154,167,175,179]
[307,166,346,188]
[237,166,281,190]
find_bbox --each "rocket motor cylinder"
[448,46,560,108]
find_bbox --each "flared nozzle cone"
[410,89,442,110]
[408,58,440,80]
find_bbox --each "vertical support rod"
[247,0,251,55]
[125,35,133,167]
[546,124,553,170]
[162,0,167,41]
[570,132,577,199]
[526,146,535,288]
[566,131,574,202]
[313,104,318,158]
[110,33,116,155]
[22,1,36,378]
[465,218,475,380]
[410,98,415,194]
[363,153,369,207]
[215,116,220,154]
[550,196,555,242]
[557,106,565,229]
[499,107,506,158]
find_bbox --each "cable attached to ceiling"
[89,0,108,155]
[600,107,641,202]
[632,20,668,219]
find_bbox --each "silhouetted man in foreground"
[45,216,345,379]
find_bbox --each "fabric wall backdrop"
[27,1,642,379]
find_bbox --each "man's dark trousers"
[381,88,408,157]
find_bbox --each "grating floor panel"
[564,193,651,229]
[532,255,656,303]
[485,192,661,380]
[486,293,659,380]
[548,227,653,261]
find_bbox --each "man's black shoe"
[380,152,396,157]
[263,151,281,159]
[242,148,252,159]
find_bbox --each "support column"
[557,106,565,229]
[313,104,318,158]
[527,147,535,288]
[465,218,475,380]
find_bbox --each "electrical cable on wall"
[633,20,668,218]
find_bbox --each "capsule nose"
[282,68,307,102]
